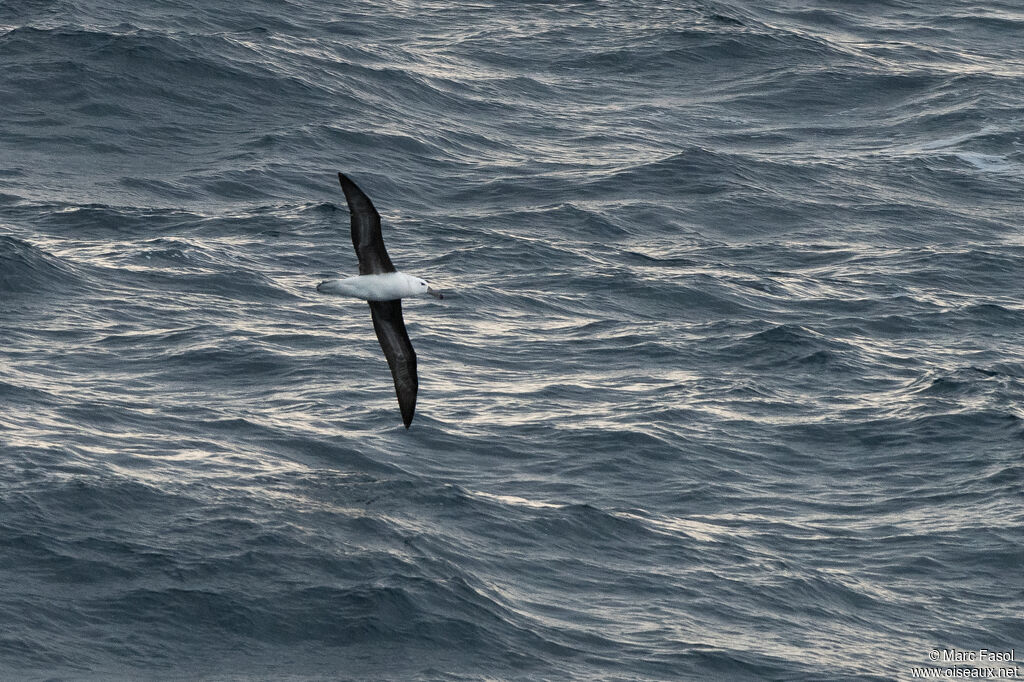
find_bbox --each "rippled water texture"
[2,1,1023,679]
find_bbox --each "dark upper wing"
[368,299,417,428]
[338,172,396,275]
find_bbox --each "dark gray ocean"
[2,1,1023,680]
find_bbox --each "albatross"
[317,172,442,429]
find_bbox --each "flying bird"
[317,172,442,428]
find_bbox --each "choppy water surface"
[2,1,1023,679]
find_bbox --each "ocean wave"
[0,234,86,294]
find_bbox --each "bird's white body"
[318,272,432,301]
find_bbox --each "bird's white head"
[405,274,443,299]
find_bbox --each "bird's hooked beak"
[427,287,444,300]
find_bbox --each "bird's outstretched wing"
[338,172,396,275]
[368,299,417,428]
